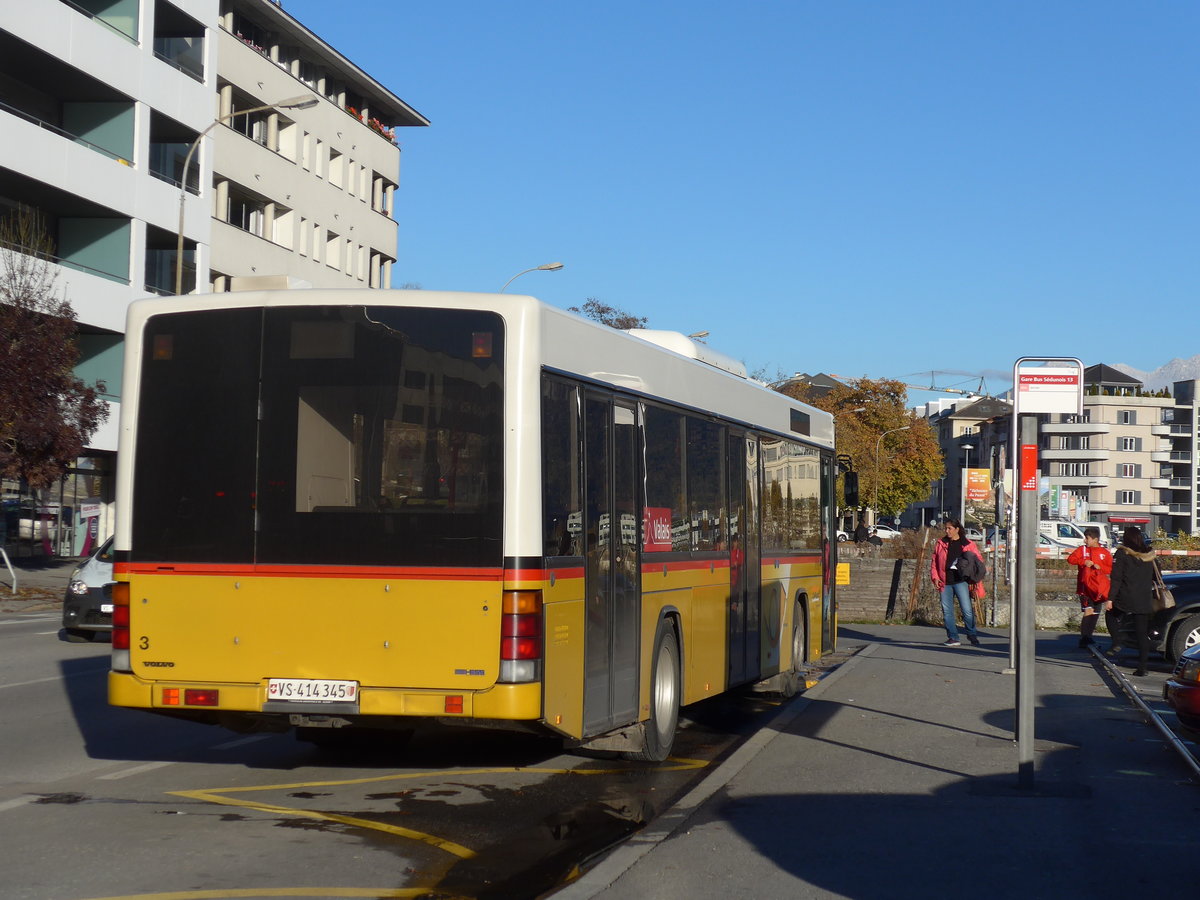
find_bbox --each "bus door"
[821,453,836,652]
[582,394,641,735]
[726,431,762,686]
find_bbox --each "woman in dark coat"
[1106,526,1157,676]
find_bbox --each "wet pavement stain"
[288,790,333,799]
[34,792,88,804]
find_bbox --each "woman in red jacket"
[929,518,985,647]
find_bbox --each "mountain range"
[1112,356,1200,390]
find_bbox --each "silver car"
[62,536,114,642]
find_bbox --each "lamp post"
[874,426,911,518]
[175,94,319,296]
[960,442,975,524]
[500,262,564,293]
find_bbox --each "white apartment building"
[1,0,426,557]
[906,364,1200,537]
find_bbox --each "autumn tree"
[0,208,107,488]
[779,376,943,516]
[568,298,648,330]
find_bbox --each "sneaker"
[968,635,981,647]
[1132,669,1148,677]
[942,639,961,647]
[1105,646,1123,658]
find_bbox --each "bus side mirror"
[843,472,859,509]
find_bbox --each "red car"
[1163,643,1200,739]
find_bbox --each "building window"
[1118,464,1141,478]
[326,231,341,269]
[329,150,344,189]
[1117,490,1140,505]
[1120,437,1139,451]
[1118,410,1137,425]
[227,188,265,237]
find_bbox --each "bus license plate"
[267,679,358,702]
[100,603,114,613]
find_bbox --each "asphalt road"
[1,608,852,900]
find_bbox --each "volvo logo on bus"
[142,661,175,668]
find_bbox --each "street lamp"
[874,426,911,517]
[500,262,564,293]
[175,94,320,295]
[960,442,975,524]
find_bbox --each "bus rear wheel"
[779,604,807,699]
[628,621,680,762]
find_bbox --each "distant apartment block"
[906,364,1200,536]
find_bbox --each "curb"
[551,643,878,900]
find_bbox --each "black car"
[1112,571,1200,662]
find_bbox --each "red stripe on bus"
[115,563,504,580]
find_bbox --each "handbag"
[1152,563,1176,611]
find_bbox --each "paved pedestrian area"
[560,623,1197,900]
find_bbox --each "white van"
[1038,520,1087,548]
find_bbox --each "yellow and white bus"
[109,290,842,760]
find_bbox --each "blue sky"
[281,0,1198,402]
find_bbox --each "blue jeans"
[941,582,977,641]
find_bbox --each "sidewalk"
[559,624,1198,899]
[0,554,76,612]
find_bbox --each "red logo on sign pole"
[1020,444,1038,491]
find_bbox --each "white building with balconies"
[1,0,426,557]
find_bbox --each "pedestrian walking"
[929,517,985,647]
[854,517,870,557]
[1066,526,1113,648]
[1107,526,1157,676]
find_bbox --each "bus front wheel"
[628,620,680,762]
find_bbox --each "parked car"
[1163,643,1200,739]
[836,530,849,542]
[873,525,902,540]
[1112,571,1200,662]
[964,527,984,542]
[61,536,114,643]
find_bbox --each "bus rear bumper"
[109,671,542,721]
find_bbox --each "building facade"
[905,364,1200,537]
[1,0,425,558]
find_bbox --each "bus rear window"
[255,306,504,567]
[132,305,504,568]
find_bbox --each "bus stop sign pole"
[1016,417,1038,789]
[1011,357,1083,791]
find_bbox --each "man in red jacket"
[1066,527,1113,648]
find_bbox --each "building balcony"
[1042,422,1111,434]
[1151,504,1170,515]
[1151,478,1171,489]
[1041,449,1111,462]
[1150,424,1193,436]
[1088,501,1111,512]
[1052,476,1109,488]
[1152,451,1192,463]
[1169,503,1194,514]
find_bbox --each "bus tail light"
[499,590,542,683]
[111,581,131,671]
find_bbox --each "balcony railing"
[1,238,129,285]
[0,99,130,164]
[153,43,205,83]
[60,0,137,44]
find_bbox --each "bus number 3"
[139,636,150,650]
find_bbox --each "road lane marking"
[212,734,273,750]
[0,663,110,691]
[168,757,708,863]
[99,761,175,780]
[83,889,429,898]
[0,796,35,813]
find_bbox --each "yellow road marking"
[168,757,708,861]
